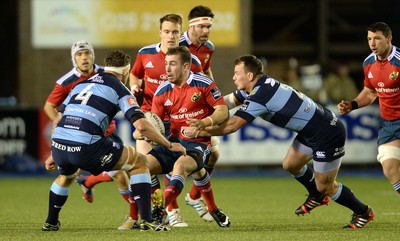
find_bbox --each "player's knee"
[377,145,400,164]
[56,174,76,187]
[282,161,295,174]
[210,136,220,152]
[208,151,219,166]
[172,162,187,177]
[120,146,141,172]
[64,169,79,180]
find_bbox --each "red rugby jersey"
[363,46,400,120]
[151,72,225,145]
[47,65,103,107]
[131,43,203,118]
[180,31,215,74]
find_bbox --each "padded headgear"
[71,40,95,67]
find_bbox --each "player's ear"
[184,62,190,71]
[247,71,254,81]
[387,35,392,44]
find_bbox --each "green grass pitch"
[0,174,399,241]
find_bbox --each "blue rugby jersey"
[233,75,326,137]
[52,72,144,145]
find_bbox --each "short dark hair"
[166,46,192,65]
[104,50,131,67]
[368,22,392,37]
[159,14,182,29]
[234,55,264,76]
[188,5,214,20]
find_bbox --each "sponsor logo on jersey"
[100,153,114,166]
[210,87,222,100]
[191,92,201,102]
[375,81,400,93]
[264,77,277,87]
[195,145,204,152]
[368,72,373,78]
[330,112,338,126]
[127,97,138,106]
[240,102,249,111]
[178,108,187,113]
[145,61,154,68]
[113,141,121,149]
[52,141,82,152]
[333,146,345,156]
[164,99,173,106]
[389,71,399,80]
[91,75,104,83]
[147,77,165,84]
[375,87,400,93]
[316,151,326,158]
[160,74,168,80]
[171,109,205,120]
[65,116,82,125]
[250,86,260,96]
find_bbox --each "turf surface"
[0,174,398,241]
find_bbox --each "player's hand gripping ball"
[144,111,165,146]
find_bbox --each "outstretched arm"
[183,115,248,138]
[133,118,186,155]
[187,104,229,130]
[129,73,143,96]
[337,86,377,115]
[223,92,242,110]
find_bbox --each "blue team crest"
[389,71,399,80]
[127,97,138,106]
[249,86,260,96]
[264,77,277,86]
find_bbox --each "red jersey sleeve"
[203,52,213,73]
[363,65,374,90]
[205,82,226,107]
[151,94,166,121]
[46,84,70,107]
[190,62,203,74]
[131,53,145,79]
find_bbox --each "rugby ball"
[144,111,165,146]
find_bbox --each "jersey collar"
[387,45,396,61]
[183,31,193,45]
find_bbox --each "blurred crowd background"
[0,0,398,173]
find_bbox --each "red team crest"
[389,71,399,80]
[191,92,201,102]
[204,54,210,64]
[127,97,138,106]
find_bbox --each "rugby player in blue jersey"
[42,50,185,232]
[184,54,374,229]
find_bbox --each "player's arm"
[224,92,242,110]
[183,115,247,138]
[203,67,214,80]
[51,111,63,134]
[133,117,185,155]
[44,84,68,121]
[129,72,143,96]
[43,101,58,121]
[187,104,228,131]
[205,104,229,127]
[337,86,377,115]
